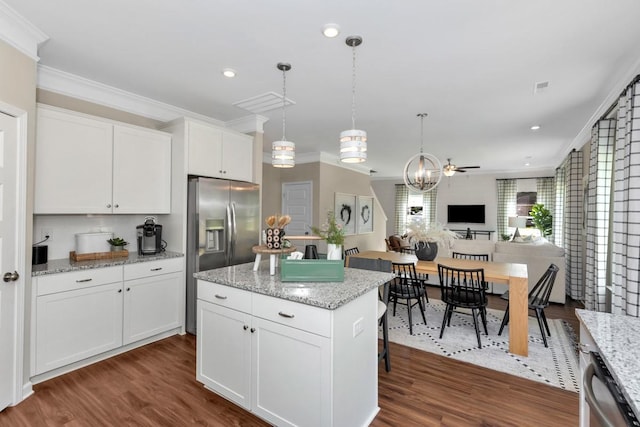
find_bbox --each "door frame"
[281,181,313,236]
[0,100,30,407]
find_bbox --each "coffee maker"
[137,216,163,255]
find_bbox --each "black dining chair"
[437,264,488,348]
[347,256,393,372]
[498,264,559,347]
[344,247,360,264]
[390,262,428,335]
[452,252,489,261]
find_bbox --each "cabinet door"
[112,125,172,214]
[221,131,253,182]
[35,282,123,375]
[34,107,113,214]
[122,272,182,345]
[187,121,223,178]
[251,317,331,427]
[197,300,252,409]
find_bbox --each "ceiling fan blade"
[457,165,481,169]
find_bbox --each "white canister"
[75,232,113,254]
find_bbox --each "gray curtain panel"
[422,187,438,224]
[394,184,408,235]
[496,179,517,237]
[584,119,615,311]
[554,166,566,247]
[561,150,584,301]
[536,177,556,239]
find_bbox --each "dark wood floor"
[1,292,582,427]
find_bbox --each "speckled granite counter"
[576,309,640,416]
[194,261,395,310]
[31,251,184,276]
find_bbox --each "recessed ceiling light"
[222,68,236,78]
[530,125,541,131]
[322,23,340,38]
[524,162,531,167]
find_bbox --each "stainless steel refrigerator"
[186,176,260,334]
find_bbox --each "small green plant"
[310,211,345,245]
[500,233,512,241]
[529,203,552,237]
[107,237,128,247]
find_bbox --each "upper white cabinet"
[34,105,172,214]
[165,118,254,182]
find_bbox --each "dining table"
[347,250,530,357]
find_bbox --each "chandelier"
[403,113,442,192]
[339,35,367,163]
[272,62,295,168]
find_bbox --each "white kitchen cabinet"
[33,258,184,378]
[197,280,372,427]
[34,105,172,214]
[122,258,183,345]
[182,119,254,182]
[34,267,124,375]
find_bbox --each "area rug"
[383,298,580,392]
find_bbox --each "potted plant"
[107,237,129,252]
[310,211,345,260]
[405,219,458,260]
[530,203,552,238]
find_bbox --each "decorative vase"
[414,241,438,261]
[327,243,343,261]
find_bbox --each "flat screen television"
[447,204,485,224]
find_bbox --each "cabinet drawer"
[252,293,331,338]
[124,257,183,280]
[198,281,251,313]
[36,266,122,296]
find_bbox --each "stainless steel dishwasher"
[584,352,639,427]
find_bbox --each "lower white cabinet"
[196,280,377,427]
[33,258,184,377]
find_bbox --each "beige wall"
[0,39,38,390]
[262,161,386,253]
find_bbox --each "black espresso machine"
[137,216,163,255]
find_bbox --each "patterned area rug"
[383,298,580,392]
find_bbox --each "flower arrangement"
[310,210,345,245]
[404,218,458,249]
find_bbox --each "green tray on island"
[280,257,344,282]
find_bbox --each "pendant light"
[403,113,442,192]
[340,35,367,163]
[272,62,295,168]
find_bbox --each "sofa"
[437,238,566,304]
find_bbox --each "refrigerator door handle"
[226,203,232,265]
[230,202,238,261]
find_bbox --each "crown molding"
[226,115,268,134]
[37,65,226,125]
[0,1,48,61]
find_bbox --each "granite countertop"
[576,309,640,416]
[194,261,395,310]
[31,250,184,276]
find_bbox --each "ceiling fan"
[443,159,480,176]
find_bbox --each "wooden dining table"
[347,250,530,357]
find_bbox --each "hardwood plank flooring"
[1,292,582,427]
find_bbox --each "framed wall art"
[357,195,374,234]
[334,193,356,235]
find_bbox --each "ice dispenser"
[205,219,224,251]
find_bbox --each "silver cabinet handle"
[278,311,295,319]
[107,204,112,208]
[114,204,119,208]
[126,287,131,291]
[76,278,93,283]
[3,271,19,282]
[150,267,163,271]
[215,294,228,300]
[243,325,249,330]
[118,289,122,293]
[250,327,255,333]
[579,343,591,354]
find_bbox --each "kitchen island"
[576,309,640,425]
[194,262,395,427]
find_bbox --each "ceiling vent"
[533,81,549,94]
[233,92,296,114]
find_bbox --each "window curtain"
[611,77,640,317]
[394,184,409,235]
[422,187,438,224]
[556,150,583,301]
[496,179,517,237]
[584,119,615,311]
[553,167,566,247]
[536,177,555,240]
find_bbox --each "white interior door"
[0,111,20,411]
[281,182,312,237]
